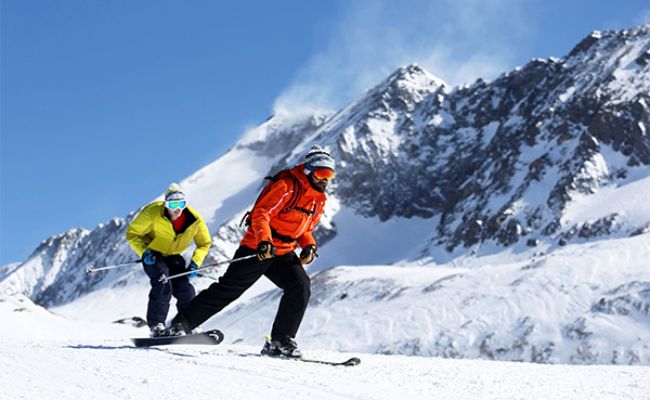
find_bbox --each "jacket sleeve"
[297,199,325,249]
[191,218,212,267]
[297,232,317,249]
[125,205,155,257]
[250,179,292,245]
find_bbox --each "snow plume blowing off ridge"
[272,0,530,115]
[2,24,650,366]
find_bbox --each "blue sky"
[2,0,650,264]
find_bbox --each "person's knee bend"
[294,274,311,303]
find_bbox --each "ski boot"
[166,322,189,336]
[261,335,302,358]
[167,315,192,336]
[150,323,168,337]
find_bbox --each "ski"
[130,329,224,347]
[297,356,361,366]
[231,351,360,367]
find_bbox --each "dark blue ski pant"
[143,254,196,328]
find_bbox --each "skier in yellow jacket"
[126,183,211,337]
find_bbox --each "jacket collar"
[163,205,198,229]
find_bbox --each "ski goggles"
[312,167,335,181]
[165,200,186,210]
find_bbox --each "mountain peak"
[568,23,650,58]
[343,64,445,118]
[383,64,446,90]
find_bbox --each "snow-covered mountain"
[3,24,650,365]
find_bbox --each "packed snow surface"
[3,282,650,400]
[6,340,649,400]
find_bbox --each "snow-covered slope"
[2,24,650,367]
[2,299,648,400]
[210,233,650,364]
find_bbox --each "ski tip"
[205,329,225,344]
[344,357,361,366]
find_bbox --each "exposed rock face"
[302,27,650,253]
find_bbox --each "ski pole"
[159,254,258,283]
[86,259,142,273]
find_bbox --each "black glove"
[257,241,276,260]
[142,249,159,266]
[299,244,318,265]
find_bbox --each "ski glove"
[257,241,276,260]
[299,244,318,265]
[142,249,158,266]
[187,261,199,279]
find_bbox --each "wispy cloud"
[638,3,650,24]
[274,0,533,114]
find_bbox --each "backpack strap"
[294,206,315,215]
[279,172,301,215]
[239,170,301,227]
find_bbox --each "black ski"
[297,356,361,366]
[131,329,224,347]
[231,350,360,367]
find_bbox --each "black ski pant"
[174,246,311,341]
[143,254,196,328]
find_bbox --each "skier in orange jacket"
[170,145,335,357]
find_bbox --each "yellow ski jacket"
[126,202,211,266]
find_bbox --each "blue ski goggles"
[165,200,186,210]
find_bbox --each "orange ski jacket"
[240,164,327,256]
